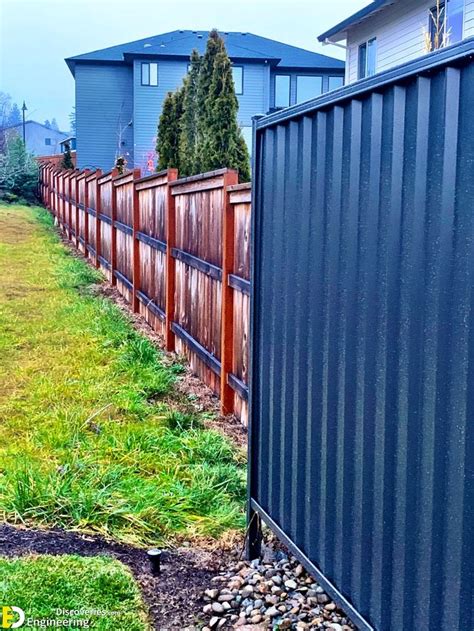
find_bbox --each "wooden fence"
[38,163,251,424]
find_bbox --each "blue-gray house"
[66,30,345,172]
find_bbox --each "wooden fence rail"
[38,162,251,424]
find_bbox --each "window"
[296,76,322,104]
[447,0,464,43]
[45,138,51,146]
[241,126,252,152]
[275,75,290,108]
[429,0,464,49]
[232,66,243,94]
[141,62,158,86]
[358,37,377,79]
[328,76,344,91]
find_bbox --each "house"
[60,136,76,153]
[65,30,345,171]
[3,121,68,156]
[318,0,474,84]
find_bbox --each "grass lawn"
[0,204,246,545]
[0,555,149,629]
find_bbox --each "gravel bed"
[200,546,356,630]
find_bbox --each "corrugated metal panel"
[249,39,473,631]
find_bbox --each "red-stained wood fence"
[38,163,251,424]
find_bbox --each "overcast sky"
[0,0,366,131]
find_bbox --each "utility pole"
[21,101,27,145]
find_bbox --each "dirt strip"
[0,524,225,630]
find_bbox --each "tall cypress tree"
[205,50,251,181]
[195,29,225,173]
[61,142,74,169]
[179,49,201,176]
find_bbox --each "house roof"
[1,120,68,136]
[66,30,345,75]
[318,0,396,42]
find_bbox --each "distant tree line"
[156,30,250,182]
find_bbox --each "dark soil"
[0,524,223,630]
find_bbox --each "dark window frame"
[429,0,464,49]
[45,138,52,146]
[141,62,158,86]
[232,65,244,95]
[358,37,377,79]
[274,74,291,108]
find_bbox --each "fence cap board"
[112,169,140,187]
[76,169,91,181]
[97,169,116,184]
[227,182,251,192]
[229,184,252,204]
[135,171,172,191]
[86,169,102,183]
[171,175,227,196]
[135,167,178,185]
[170,168,238,196]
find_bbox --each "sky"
[0,0,367,132]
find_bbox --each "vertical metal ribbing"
[249,42,473,631]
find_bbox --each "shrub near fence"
[38,162,251,423]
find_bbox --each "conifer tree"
[156,92,176,170]
[205,50,251,181]
[156,87,185,171]
[194,29,225,172]
[61,142,74,169]
[179,49,201,176]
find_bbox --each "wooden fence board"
[40,163,250,422]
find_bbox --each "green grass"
[0,204,246,545]
[0,555,149,629]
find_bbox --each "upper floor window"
[232,66,243,95]
[296,75,322,104]
[141,62,158,86]
[45,138,51,146]
[429,0,464,50]
[275,75,290,108]
[358,37,377,79]
[328,76,344,91]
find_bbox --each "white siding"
[465,0,474,36]
[346,0,474,83]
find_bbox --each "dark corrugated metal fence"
[249,39,473,631]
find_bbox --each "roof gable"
[66,30,345,74]
[2,120,68,136]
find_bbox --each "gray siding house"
[319,0,474,84]
[66,30,345,171]
[3,121,67,156]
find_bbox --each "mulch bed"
[0,524,224,630]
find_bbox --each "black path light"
[147,548,162,575]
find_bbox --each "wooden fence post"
[94,170,102,269]
[165,168,179,351]
[131,168,142,313]
[75,172,80,249]
[68,173,73,241]
[111,172,118,286]
[220,170,239,415]
[82,170,91,255]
